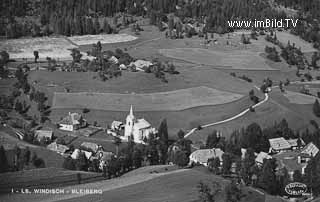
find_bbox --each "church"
[124,106,157,144]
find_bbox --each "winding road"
[184,89,269,138]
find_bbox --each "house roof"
[58,112,83,125]
[255,152,272,164]
[83,151,93,159]
[189,148,224,164]
[269,137,291,151]
[134,118,151,129]
[47,142,69,154]
[35,130,53,139]
[301,142,319,157]
[112,121,124,128]
[287,138,305,147]
[273,151,307,172]
[80,142,100,153]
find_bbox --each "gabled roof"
[58,112,83,125]
[134,118,151,129]
[287,138,305,147]
[255,152,272,164]
[35,130,53,139]
[80,142,100,153]
[301,142,319,157]
[189,148,224,164]
[269,137,291,151]
[47,142,69,154]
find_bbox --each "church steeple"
[129,105,133,117]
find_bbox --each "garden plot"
[284,90,319,104]
[52,86,244,111]
[68,33,138,46]
[159,48,275,70]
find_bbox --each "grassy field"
[0,167,103,193]
[52,86,243,111]
[276,31,317,53]
[283,90,319,104]
[68,33,137,46]
[159,48,275,70]
[1,166,265,202]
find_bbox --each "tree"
[173,150,189,167]
[197,181,221,202]
[225,180,242,202]
[0,51,9,65]
[313,100,320,117]
[113,136,122,156]
[70,49,82,63]
[103,18,111,34]
[24,147,31,166]
[63,157,76,170]
[258,159,278,195]
[76,152,88,171]
[293,170,302,182]
[240,148,256,184]
[208,157,220,174]
[177,129,185,139]
[0,146,9,173]
[206,130,219,148]
[158,119,169,147]
[305,154,320,196]
[222,153,232,175]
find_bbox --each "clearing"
[275,31,317,53]
[283,90,319,104]
[68,33,137,46]
[52,86,244,111]
[160,48,275,70]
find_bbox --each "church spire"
[129,105,133,116]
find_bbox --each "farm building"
[80,142,101,154]
[47,142,69,155]
[58,112,87,132]
[269,137,291,153]
[111,121,124,131]
[287,138,305,150]
[34,130,53,142]
[301,142,319,157]
[273,151,310,180]
[124,105,157,144]
[255,152,272,166]
[189,148,224,166]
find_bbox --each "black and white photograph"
[0,0,320,201]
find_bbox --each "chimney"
[297,155,301,164]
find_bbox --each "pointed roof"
[130,105,133,116]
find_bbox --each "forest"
[1,0,286,38]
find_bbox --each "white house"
[124,106,157,144]
[58,112,86,132]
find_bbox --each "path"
[184,88,269,138]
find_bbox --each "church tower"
[124,105,135,139]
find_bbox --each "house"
[301,142,319,157]
[189,148,224,166]
[71,149,81,159]
[255,152,272,166]
[34,130,53,142]
[111,121,124,131]
[287,138,305,150]
[58,112,86,132]
[80,142,101,154]
[269,137,291,153]
[124,106,157,144]
[273,151,310,180]
[47,142,69,155]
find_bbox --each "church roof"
[134,118,151,129]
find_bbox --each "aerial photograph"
[0,0,320,202]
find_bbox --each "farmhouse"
[287,138,305,150]
[124,106,157,144]
[269,137,291,153]
[47,142,69,155]
[301,142,319,157]
[58,112,87,132]
[189,148,224,166]
[273,151,310,180]
[34,130,53,142]
[80,142,101,154]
